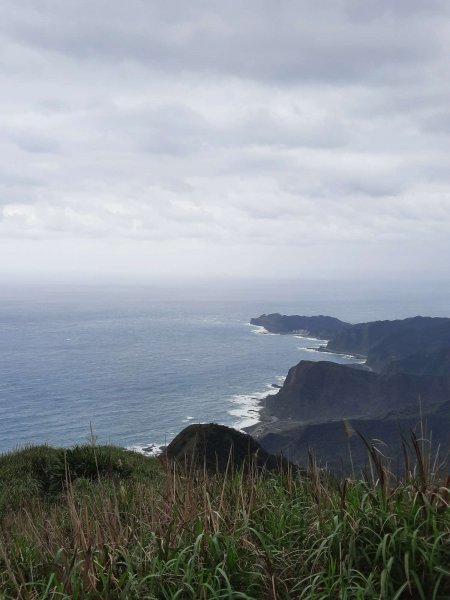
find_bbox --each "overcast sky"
[1,0,449,283]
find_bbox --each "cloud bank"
[1,0,449,280]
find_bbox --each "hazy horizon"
[1,277,449,322]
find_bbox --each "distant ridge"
[250,314,450,376]
[326,316,450,372]
[250,313,350,338]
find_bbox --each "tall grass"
[1,436,450,599]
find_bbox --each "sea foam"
[228,376,285,430]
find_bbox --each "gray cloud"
[5,1,447,83]
[0,0,449,280]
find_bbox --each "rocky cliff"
[261,360,450,422]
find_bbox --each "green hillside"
[1,438,450,599]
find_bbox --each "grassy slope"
[1,444,450,599]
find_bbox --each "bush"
[0,444,159,514]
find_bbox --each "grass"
[0,437,450,598]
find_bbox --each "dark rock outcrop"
[164,423,289,474]
[250,314,350,338]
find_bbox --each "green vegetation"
[1,441,450,598]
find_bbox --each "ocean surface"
[1,281,449,454]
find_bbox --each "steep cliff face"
[250,314,350,338]
[262,360,450,422]
[383,348,450,377]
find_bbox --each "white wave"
[228,381,281,430]
[249,325,269,335]
[320,350,366,362]
[294,335,329,344]
[249,325,278,336]
[128,443,165,457]
[182,416,194,423]
[301,346,366,363]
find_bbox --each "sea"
[1,280,449,455]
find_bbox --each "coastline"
[252,324,366,361]
[228,377,285,431]
[130,377,286,456]
[130,324,367,457]
[243,325,369,439]
[308,346,367,361]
